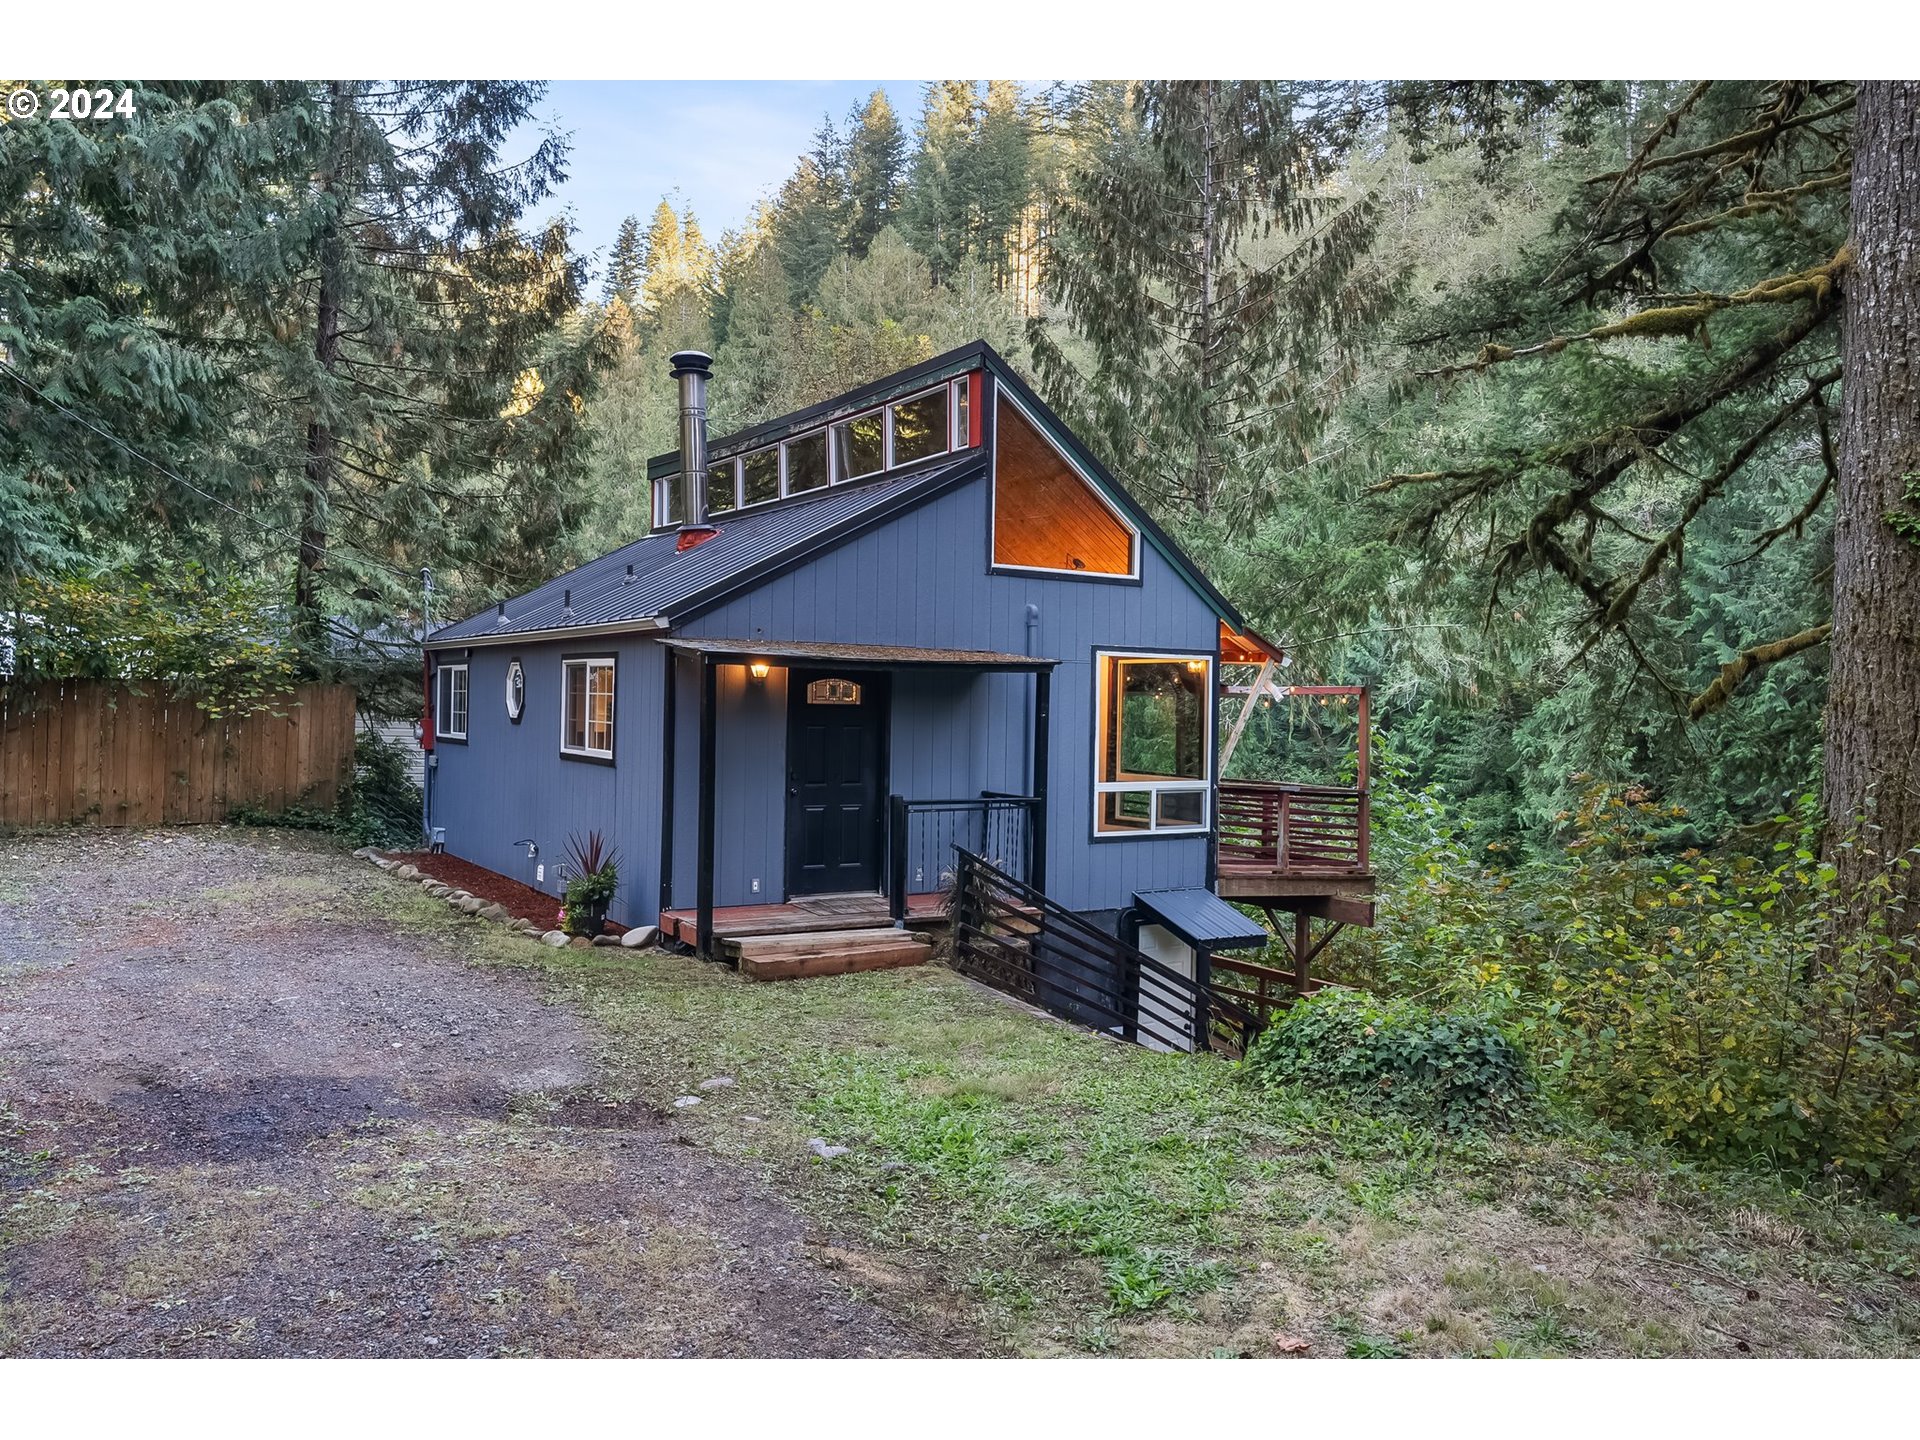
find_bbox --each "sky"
[526,81,924,282]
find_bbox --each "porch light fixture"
[749,660,771,681]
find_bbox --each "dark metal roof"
[661,638,1057,670]
[1133,888,1271,951]
[429,451,985,646]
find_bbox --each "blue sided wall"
[677,468,1219,914]
[425,634,665,930]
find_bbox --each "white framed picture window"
[560,656,616,760]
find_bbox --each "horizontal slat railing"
[1217,780,1369,874]
[950,848,1263,1057]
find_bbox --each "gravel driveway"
[0,828,928,1357]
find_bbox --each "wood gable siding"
[991,397,1135,575]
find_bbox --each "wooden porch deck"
[659,890,947,947]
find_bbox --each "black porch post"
[1030,668,1050,894]
[696,656,717,958]
[658,649,677,922]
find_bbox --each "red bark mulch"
[384,850,621,935]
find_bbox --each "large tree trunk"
[293,81,351,660]
[1825,81,1920,911]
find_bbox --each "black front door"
[786,671,886,896]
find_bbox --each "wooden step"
[738,940,933,982]
[724,927,929,960]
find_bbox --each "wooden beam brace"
[1217,656,1273,773]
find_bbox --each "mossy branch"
[1663,172,1852,239]
[1688,623,1833,720]
[1587,94,1856,182]
[1415,248,1850,379]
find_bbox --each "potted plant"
[562,829,620,937]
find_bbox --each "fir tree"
[639,199,685,314]
[844,89,908,259]
[900,82,981,284]
[604,214,645,307]
[973,81,1034,288]
[771,116,851,306]
[1035,80,1388,517]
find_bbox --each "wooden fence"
[0,682,357,827]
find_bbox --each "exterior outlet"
[535,863,544,883]
[751,877,761,894]
[915,867,924,885]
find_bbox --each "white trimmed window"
[561,656,616,759]
[435,663,469,740]
[1094,651,1211,835]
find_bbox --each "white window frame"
[653,475,683,529]
[651,379,964,527]
[435,662,469,741]
[560,655,617,760]
[830,408,887,485]
[739,445,781,508]
[887,385,952,470]
[1092,650,1212,838]
[992,392,1142,580]
[950,375,971,449]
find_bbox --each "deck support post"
[696,656,716,959]
[888,794,909,923]
[1292,912,1311,994]
[1030,669,1050,894]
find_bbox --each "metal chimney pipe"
[669,350,713,535]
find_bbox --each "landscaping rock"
[807,1138,851,1161]
[373,858,395,870]
[425,883,451,897]
[478,903,509,922]
[457,896,484,914]
[351,847,374,860]
[674,1095,701,1108]
[698,1076,735,1090]
[591,933,620,947]
[567,936,592,949]
[396,864,420,880]
[541,930,568,947]
[620,925,660,950]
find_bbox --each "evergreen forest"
[4,79,1918,1202]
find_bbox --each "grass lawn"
[448,899,1920,1358]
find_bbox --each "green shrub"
[1245,989,1532,1130]
[1331,777,1920,1203]
[345,730,424,849]
[227,729,422,850]
[562,829,619,935]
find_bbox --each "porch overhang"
[660,637,1059,671]
[662,636,1056,960]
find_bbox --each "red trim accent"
[676,526,720,551]
[967,371,983,447]
[421,653,435,751]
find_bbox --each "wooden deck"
[1215,779,1375,925]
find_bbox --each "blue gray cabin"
[423,341,1362,963]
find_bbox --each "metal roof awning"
[1133,888,1271,951]
[661,637,1059,671]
